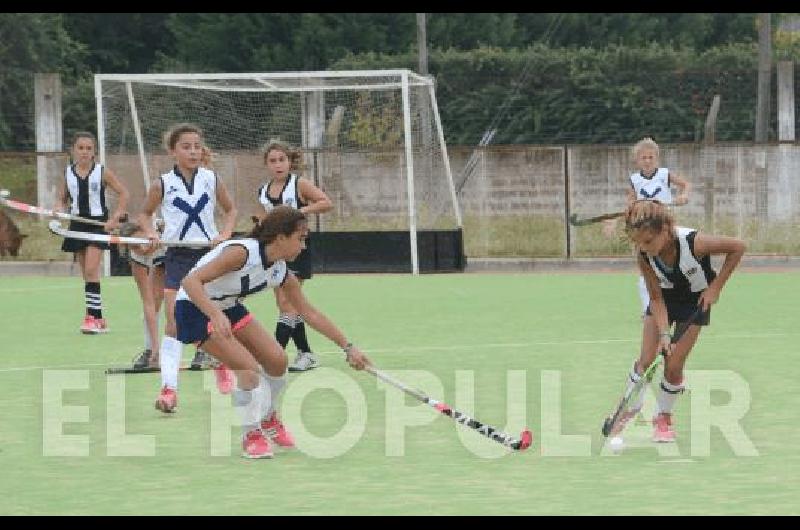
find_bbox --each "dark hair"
[624,199,674,239]
[71,131,96,147]
[263,141,306,173]
[249,205,307,243]
[163,123,204,151]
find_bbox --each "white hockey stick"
[48,220,211,248]
[0,193,108,228]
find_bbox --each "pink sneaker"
[242,429,273,459]
[214,364,234,394]
[80,315,96,334]
[154,386,177,413]
[652,412,676,443]
[93,318,109,334]
[261,412,295,449]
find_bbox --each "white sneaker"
[288,351,319,372]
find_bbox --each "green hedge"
[333,43,768,145]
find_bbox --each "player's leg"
[196,319,274,459]
[82,245,108,333]
[278,287,318,372]
[653,314,703,442]
[153,247,184,411]
[148,262,165,366]
[286,250,317,371]
[611,311,661,435]
[74,248,93,333]
[177,300,273,458]
[289,279,317,367]
[273,287,296,350]
[131,261,159,369]
[154,289,182,412]
[235,317,294,449]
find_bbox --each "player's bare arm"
[693,233,746,310]
[297,177,333,215]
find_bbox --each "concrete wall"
[25,142,800,257]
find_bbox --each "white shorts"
[129,246,166,269]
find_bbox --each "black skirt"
[61,217,110,252]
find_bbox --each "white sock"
[656,377,684,415]
[263,373,287,419]
[159,336,182,389]
[233,375,269,433]
[637,275,650,315]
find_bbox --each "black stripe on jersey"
[172,165,199,195]
[99,165,107,214]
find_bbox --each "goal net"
[95,70,461,273]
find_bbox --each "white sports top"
[258,173,305,211]
[645,226,711,293]
[630,167,672,203]
[65,163,106,217]
[160,166,218,245]
[176,239,288,310]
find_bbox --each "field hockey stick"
[0,192,109,228]
[105,365,211,374]
[570,199,686,227]
[365,364,534,451]
[48,220,212,248]
[568,210,625,227]
[601,304,705,437]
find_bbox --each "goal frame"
[94,69,462,275]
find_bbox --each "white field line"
[0,332,795,373]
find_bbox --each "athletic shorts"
[645,300,710,326]
[129,246,166,269]
[164,247,209,290]
[175,299,252,346]
[61,217,110,252]
[287,240,313,280]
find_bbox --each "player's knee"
[237,368,261,390]
[266,351,288,377]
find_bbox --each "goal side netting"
[94,71,461,272]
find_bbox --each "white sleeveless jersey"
[160,166,219,245]
[65,163,106,217]
[630,167,672,203]
[176,239,288,310]
[258,174,306,211]
[645,226,713,294]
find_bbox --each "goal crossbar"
[95,69,462,275]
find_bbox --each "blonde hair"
[200,145,215,167]
[263,141,306,173]
[632,136,659,162]
[624,199,674,241]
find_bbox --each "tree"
[62,14,171,73]
[0,14,86,150]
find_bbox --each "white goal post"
[94,70,462,275]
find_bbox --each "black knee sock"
[275,314,295,349]
[291,316,312,353]
[85,282,102,319]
